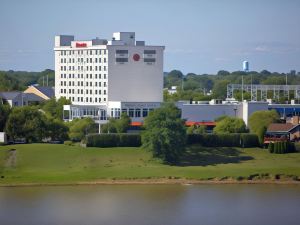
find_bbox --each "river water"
[0,184,299,225]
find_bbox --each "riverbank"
[1,144,300,186]
[1,178,300,187]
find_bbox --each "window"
[61,81,63,86]
[104,90,106,95]
[116,58,128,62]
[144,50,156,54]
[104,58,106,63]
[104,66,106,71]
[144,58,156,62]
[129,109,134,117]
[90,66,92,71]
[95,58,98,63]
[104,82,106,87]
[104,74,107,79]
[90,97,92,102]
[90,90,92,94]
[116,50,128,54]
[95,74,97,79]
[99,98,101,102]
[95,98,97,102]
[122,108,128,115]
[135,109,141,118]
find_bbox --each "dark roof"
[267,123,297,133]
[0,92,44,102]
[23,93,44,102]
[0,92,22,100]
[34,86,55,98]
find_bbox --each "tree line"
[164,69,300,101]
[0,69,54,91]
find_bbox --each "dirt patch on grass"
[5,149,17,168]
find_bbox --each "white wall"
[107,45,164,102]
[180,104,243,122]
[0,132,7,144]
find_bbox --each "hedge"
[268,141,296,154]
[187,133,259,147]
[86,133,141,147]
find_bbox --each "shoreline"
[1,178,300,187]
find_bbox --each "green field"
[1,144,300,184]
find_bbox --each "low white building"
[177,100,300,126]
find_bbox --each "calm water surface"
[0,184,300,225]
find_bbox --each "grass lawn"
[0,143,300,184]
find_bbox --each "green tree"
[46,118,69,141]
[101,113,131,133]
[5,106,47,142]
[101,118,118,133]
[187,125,206,134]
[213,117,247,134]
[142,103,186,164]
[212,80,230,99]
[42,97,71,120]
[0,103,11,131]
[67,118,96,141]
[248,110,279,145]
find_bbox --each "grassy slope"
[0,144,300,184]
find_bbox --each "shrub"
[241,134,260,147]
[270,141,295,154]
[268,142,274,153]
[186,133,259,147]
[64,141,74,146]
[119,133,141,147]
[86,133,141,147]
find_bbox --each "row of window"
[115,58,156,63]
[115,50,156,55]
[60,73,107,79]
[110,108,154,119]
[60,89,107,95]
[60,65,107,71]
[60,81,107,87]
[67,96,107,103]
[60,57,107,64]
[60,49,107,56]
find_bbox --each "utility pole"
[242,75,244,101]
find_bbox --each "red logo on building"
[133,54,140,61]
[76,43,87,48]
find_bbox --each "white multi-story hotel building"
[54,32,165,124]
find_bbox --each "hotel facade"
[54,32,165,124]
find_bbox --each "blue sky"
[0,0,299,74]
